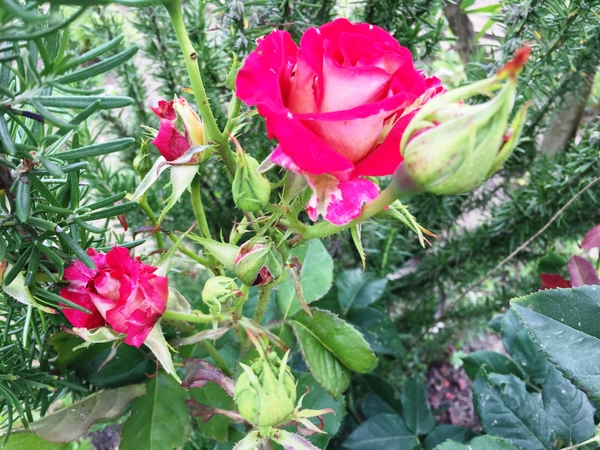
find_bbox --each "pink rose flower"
[236,18,443,225]
[60,247,168,347]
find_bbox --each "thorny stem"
[138,196,165,249]
[163,0,236,176]
[191,173,211,239]
[199,340,233,376]
[253,285,273,324]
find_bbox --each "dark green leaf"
[0,111,16,155]
[512,285,600,401]
[542,366,595,446]
[53,46,139,84]
[462,350,522,381]
[16,177,31,222]
[3,246,33,287]
[346,307,405,356]
[344,414,418,450]
[77,201,137,221]
[276,239,334,318]
[362,373,402,415]
[472,371,549,449]
[54,137,134,160]
[57,35,124,72]
[27,99,77,129]
[511,329,551,384]
[190,383,233,442]
[360,393,398,418]
[501,309,522,355]
[424,425,475,450]
[57,232,94,268]
[29,384,146,442]
[433,435,519,450]
[336,269,387,316]
[402,376,435,435]
[82,191,127,210]
[120,372,191,450]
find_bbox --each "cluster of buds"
[395,45,531,195]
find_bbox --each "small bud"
[231,138,271,212]
[202,276,239,314]
[235,238,283,287]
[226,55,242,91]
[133,141,153,179]
[173,96,204,147]
[398,46,530,195]
[234,349,296,427]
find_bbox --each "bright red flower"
[60,247,168,347]
[236,18,442,224]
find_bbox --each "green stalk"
[191,173,211,239]
[138,196,165,249]
[163,309,227,324]
[253,285,273,324]
[199,340,233,376]
[162,0,236,176]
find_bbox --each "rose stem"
[199,340,233,376]
[162,309,228,324]
[162,0,236,176]
[137,195,165,249]
[191,173,211,239]
[252,285,273,324]
[300,183,402,240]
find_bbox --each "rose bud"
[133,141,153,179]
[234,238,284,287]
[202,276,239,315]
[234,349,297,427]
[59,246,168,347]
[397,45,531,195]
[231,138,271,212]
[151,96,208,164]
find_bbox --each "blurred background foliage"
[1,0,600,448]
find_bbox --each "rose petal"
[306,175,380,225]
[60,288,107,329]
[151,100,177,120]
[152,119,191,162]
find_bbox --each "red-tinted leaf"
[567,256,600,287]
[540,273,572,290]
[581,225,600,250]
[182,359,235,398]
[185,398,246,423]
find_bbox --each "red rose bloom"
[60,247,168,347]
[236,18,442,225]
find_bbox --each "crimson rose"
[236,18,442,225]
[60,246,168,347]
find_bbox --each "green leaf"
[54,137,134,160]
[294,371,345,449]
[501,309,522,355]
[542,366,595,446]
[276,239,334,318]
[53,46,139,84]
[511,285,600,400]
[346,307,405,356]
[28,384,146,442]
[290,316,350,399]
[401,376,435,435]
[344,414,418,450]
[472,371,549,449]
[362,373,402,414]
[37,96,133,110]
[462,350,522,381]
[77,201,137,221]
[292,308,377,373]
[15,176,31,222]
[336,269,387,316]
[120,372,191,450]
[190,383,234,442]
[433,435,519,450]
[424,425,475,450]
[511,328,551,384]
[0,111,16,155]
[57,35,125,72]
[0,433,67,450]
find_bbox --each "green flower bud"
[133,141,153,179]
[398,46,530,196]
[234,350,296,427]
[231,139,271,212]
[202,276,239,314]
[235,238,283,287]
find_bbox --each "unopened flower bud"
[133,141,153,179]
[173,96,204,147]
[234,350,296,427]
[231,139,271,212]
[398,45,530,195]
[202,276,239,314]
[235,238,283,287]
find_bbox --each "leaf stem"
[191,173,211,239]
[163,309,228,324]
[138,196,165,249]
[199,340,233,377]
